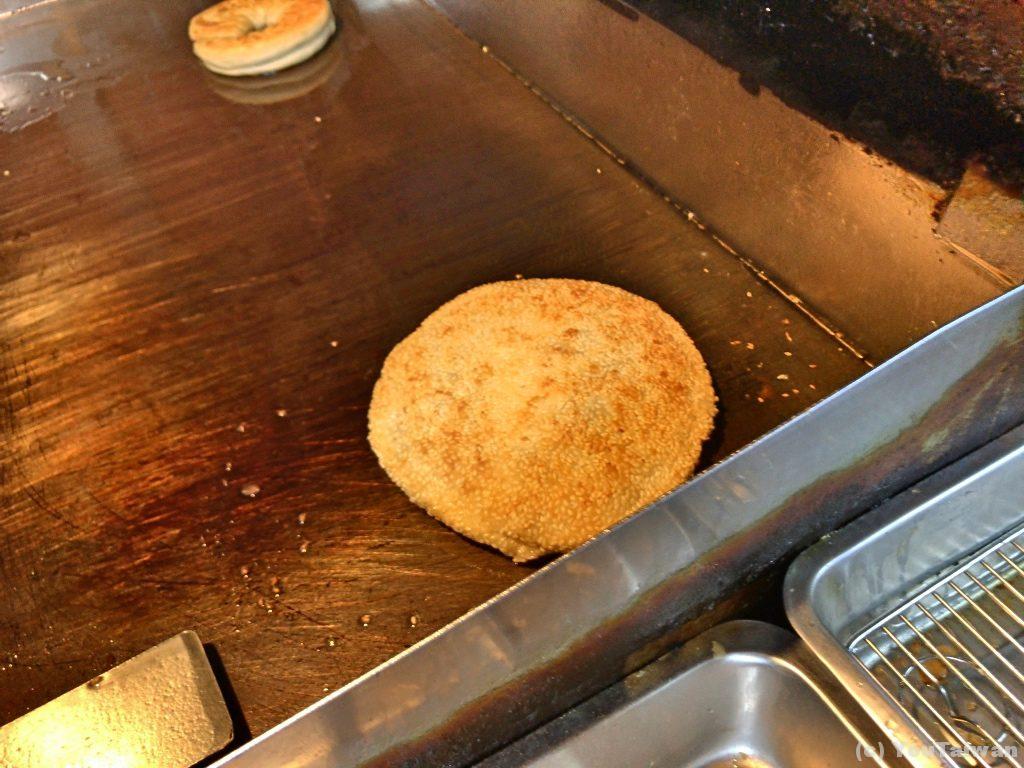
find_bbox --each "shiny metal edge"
[426,0,1005,362]
[785,423,1024,768]
[214,286,1024,768]
[479,619,895,767]
[0,631,233,768]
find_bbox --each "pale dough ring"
[200,16,335,76]
[368,279,718,562]
[189,0,336,76]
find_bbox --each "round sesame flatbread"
[368,279,717,562]
[189,0,335,76]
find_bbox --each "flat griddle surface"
[0,0,867,735]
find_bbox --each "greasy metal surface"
[213,290,1024,768]
[630,1,1024,189]
[0,631,232,768]
[429,0,1007,362]
[939,164,1024,285]
[829,0,1024,127]
[787,424,1024,768]
[479,620,890,768]
[0,0,869,738]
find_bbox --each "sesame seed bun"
[368,279,717,562]
[189,0,335,76]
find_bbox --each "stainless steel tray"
[477,620,889,768]
[787,423,1024,768]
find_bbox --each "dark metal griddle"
[0,0,869,737]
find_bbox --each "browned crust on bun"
[189,0,332,72]
[368,279,717,562]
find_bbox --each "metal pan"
[787,422,1024,767]
[479,620,893,768]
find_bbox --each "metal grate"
[850,523,1024,768]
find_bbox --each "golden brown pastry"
[189,0,335,76]
[368,279,717,562]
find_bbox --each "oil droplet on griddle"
[409,615,419,628]
[358,614,371,627]
[275,408,288,418]
[240,483,260,498]
[299,540,310,554]
[297,512,307,525]
[240,565,251,579]
[326,636,337,648]
[0,71,69,133]
[271,576,283,597]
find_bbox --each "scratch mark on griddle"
[299,438,364,447]
[134,576,219,588]
[24,483,82,531]
[85,489,129,524]
[239,581,329,628]
[210,272,285,295]
[6,656,98,669]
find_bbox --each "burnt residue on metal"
[939,162,1024,283]
[630,0,1024,186]
[359,306,1024,768]
[593,0,640,21]
[838,0,1024,118]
